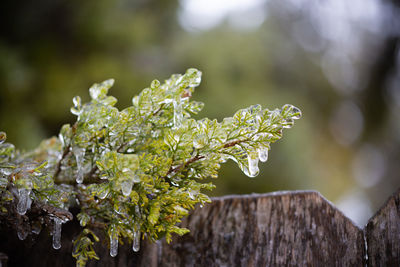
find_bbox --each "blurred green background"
[1,0,399,226]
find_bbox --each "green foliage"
[0,68,301,266]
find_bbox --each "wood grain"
[365,188,400,267]
[151,191,365,267]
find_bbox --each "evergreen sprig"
[0,68,301,266]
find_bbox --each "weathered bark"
[2,190,400,266]
[151,191,365,267]
[365,188,400,266]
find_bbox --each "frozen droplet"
[17,230,28,240]
[151,79,160,89]
[52,217,62,249]
[258,148,269,162]
[72,96,81,108]
[0,131,6,144]
[110,235,118,257]
[17,188,31,215]
[98,188,109,199]
[245,154,259,178]
[70,107,80,116]
[121,179,133,197]
[282,104,302,119]
[173,98,183,129]
[132,230,140,252]
[186,68,202,87]
[73,146,85,184]
[291,106,302,119]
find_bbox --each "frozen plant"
[0,68,301,266]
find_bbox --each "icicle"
[173,98,183,129]
[17,188,31,215]
[121,179,133,197]
[245,153,259,178]
[52,217,62,249]
[258,148,269,162]
[73,147,85,184]
[132,229,140,252]
[110,235,118,257]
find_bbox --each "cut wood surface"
[365,188,400,267]
[150,191,365,267]
[1,189,399,266]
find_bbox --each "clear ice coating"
[186,68,202,87]
[193,134,207,149]
[0,131,6,144]
[73,146,85,184]
[52,217,62,250]
[110,234,118,257]
[121,179,133,197]
[173,98,183,129]
[98,187,109,199]
[132,229,140,252]
[282,104,302,119]
[258,148,269,162]
[17,188,31,215]
[246,153,260,178]
[150,79,160,89]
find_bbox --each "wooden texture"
[365,188,400,266]
[1,190,400,266]
[151,191,365,267]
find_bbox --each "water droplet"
[17,188,31,215]
[121,179,133,197]
[132,230,140,252]
[258,148,269,162]
[110,234,118,257]
[52,217,62,249]
[246,153,259,178]
[0,131,6,144]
